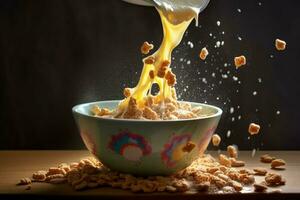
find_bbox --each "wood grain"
[0,150,299,200]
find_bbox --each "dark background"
[1,0,300,150]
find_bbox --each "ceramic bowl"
[72,100,222,176]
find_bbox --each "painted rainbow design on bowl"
[108,130,152,161]
[161,134,192,167]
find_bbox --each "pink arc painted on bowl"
[108,130,152,161]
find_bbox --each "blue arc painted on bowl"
[72,100,222,176]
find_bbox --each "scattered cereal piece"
[91,106,112,117]
[260,154,276,163]
[271,159,286,169]
[253,167,267,176]
[17,178,31,185]
[219,154,231,167]
[227,145,238,158]
[91,105,101,115]
[265,173,285,186]
[32,170,47,181]
[248,123,260,135]
[182,141,196,153]
[212,134,221,146]
[45,174,65,182]
[234,55,246,68]
[47,167,66,176]
[141,41,154,54]
[275,39,286,51]
[199,47,209,60]
[123,88,132,98]
[229,180,243,191]
[144,56,155,64]
[239,174,255,185]
[253,182,268,192]
[230,158,245,167]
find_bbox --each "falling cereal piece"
[141,41,154,54]
[144,56,155,64]
[211,134,221,146]
[165,70,176,86]
[248,123,260,135]
[234,55,246,69]
[227,145,238,158]
[123,88,132,98]
[275,39,286,51]
[199,47,209,60]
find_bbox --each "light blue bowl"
[72,100,222,176]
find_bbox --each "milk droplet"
[187,41,194,48]
[253,91,257,96]
[258,78,262,83]
[237,8,242,13]
[230,107,234,114]
[216,21,221,26]
[251,149,256,157]
[276,110,280,115]
[222,74,228,79]
[227,130,231,138]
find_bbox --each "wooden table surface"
[0,150,299,200]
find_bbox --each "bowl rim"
[72,100,222,123]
